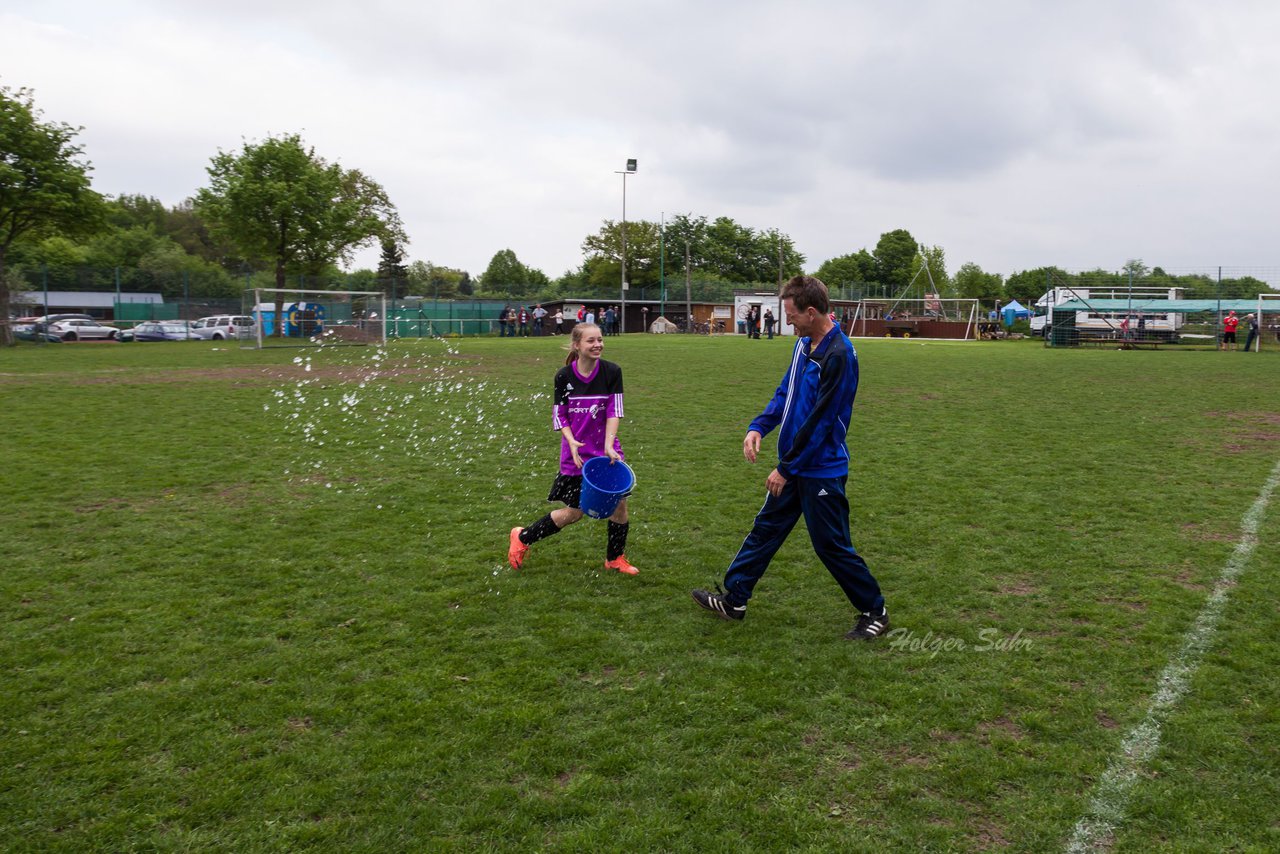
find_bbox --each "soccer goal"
[1255,293,1280,352]
[244,288,388,349]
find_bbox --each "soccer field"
[2,336,1277,851]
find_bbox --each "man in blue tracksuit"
[693,275,888,640]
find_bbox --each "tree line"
[3,84,1273,344]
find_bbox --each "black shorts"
[548,474,583,508]
[1223,331,1236,343]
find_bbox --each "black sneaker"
[845,607,890,640]
[691,587,746,621]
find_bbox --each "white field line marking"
[1066,457,1280,853]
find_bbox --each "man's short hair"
[780,275,830,314]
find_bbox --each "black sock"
[520,514,561,546]
[607,521,629,560]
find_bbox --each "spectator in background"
[533,304,547,336]
[499,304,511,338]
[764,307,776,339]
[1244,313,1259,352]
[1221,310,1240,351]
[603,306,615,336]
[554,308,565,335]
[585,308,596,327]
[518,306,530,337]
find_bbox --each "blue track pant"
[724,475,883,612]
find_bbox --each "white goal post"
[245,288,388,349]
[1256,293,1280,352]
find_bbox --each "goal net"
[244,288,387,348]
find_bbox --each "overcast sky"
[4,0,1279,283]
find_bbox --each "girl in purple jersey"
[508,323,637,575]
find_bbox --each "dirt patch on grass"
[972,818,1011,851]
[1097,596,1147,611]
[1181,522,1236,543]
[1202,411,1280,453]
[1173,567,1208,591]
[997,579,1037,596]
[882,744,933,768]
[977,716,1025,742]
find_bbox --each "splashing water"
[265,337,547,519]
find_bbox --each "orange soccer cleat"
[508,527,529,570]
[604,555,639,576]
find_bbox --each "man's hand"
[743,430,763,463]
[766,468,787,497]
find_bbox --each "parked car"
[130,322,200,342]
[48,318,120,341]
[12,321,63,343]
[192,315,256,340]
[24,313,96,334]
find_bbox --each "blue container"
[580,457,636,519]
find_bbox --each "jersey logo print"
[817,488,829,496]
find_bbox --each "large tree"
[407,260,470,299]
[872,228,919,297]
[581,219,662,290]
[0,86,107,344]
[598,213,803,289]
[478,249,548,296]
[195,133,404,335]
[953,261,1004,302]
[815,250,878,294]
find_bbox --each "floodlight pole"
[616,159,636,332]
[659,211,665,319]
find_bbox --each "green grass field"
[2,335,1278,852]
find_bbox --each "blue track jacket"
[748,325,858,479]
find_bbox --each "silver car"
[47,319,120,341]
[192,315,256,341]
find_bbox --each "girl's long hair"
[565,322,601,366]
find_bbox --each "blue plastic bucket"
[579,457,635,519]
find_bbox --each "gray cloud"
[3,0,1279,282]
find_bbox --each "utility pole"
[659,211,665,319]
[685,241,692,332]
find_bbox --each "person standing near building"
[603,306,615,337]
[554,308,564,335]
[533,304,547,336]
[691,275,888,639]
[518,306,530,337]
[763,307,775,339]
[1222,310,1240,351]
